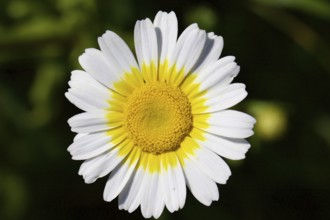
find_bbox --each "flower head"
[66,11,256,219]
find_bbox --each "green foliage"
[0,0,329,219]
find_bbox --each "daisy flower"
[66,11,256,219]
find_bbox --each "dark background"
[1,0,330,219]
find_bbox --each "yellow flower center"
[124,82,192,154]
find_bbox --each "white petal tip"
[72,154,92,160]
[84,179,96,184]
[71,156,81,160]
[203,201,212,206]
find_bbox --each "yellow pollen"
[124,82,192,154]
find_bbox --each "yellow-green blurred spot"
[314,115,330,146]
[0,171,27,220]
[248,101,288,141]
[7,1,30,19]
[28,62,65,128]
[56,0,82,11]
[185,5,218,30]
[252,0,330,20]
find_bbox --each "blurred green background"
[1,0,330,219]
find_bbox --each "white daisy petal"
[79,48,120,88]
[70,69,90,82]
[67,84,109,110]
[199,133,251,160]
[98,31,139,75]
[152,179,165,219]
[65,92,94,112]
[153,11,178,64]
[68,111,113,133]
[216,65,240,88]
[171,25,206,76]
[141,172,159,218]
[78,147,128,184]
[67,132,113,160]
[182,158,219,206]
[191,33,224,73]
[194,56,236,86]
[117,173,133,210]
[176,167,186,209]
[103,148,140,202]
[198,61,239,91]
[161,155,186,212]
[193,147,231,184]
[202,83,248,113]
[118,168,144,213]
[73,133,88,142]
[205,110,256,138]
[128,168,148,213]
[134,18,158,69]
[139,169,165,219]
[161,171,175,212]
[70,70,109,90]
[66,69,110,111]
